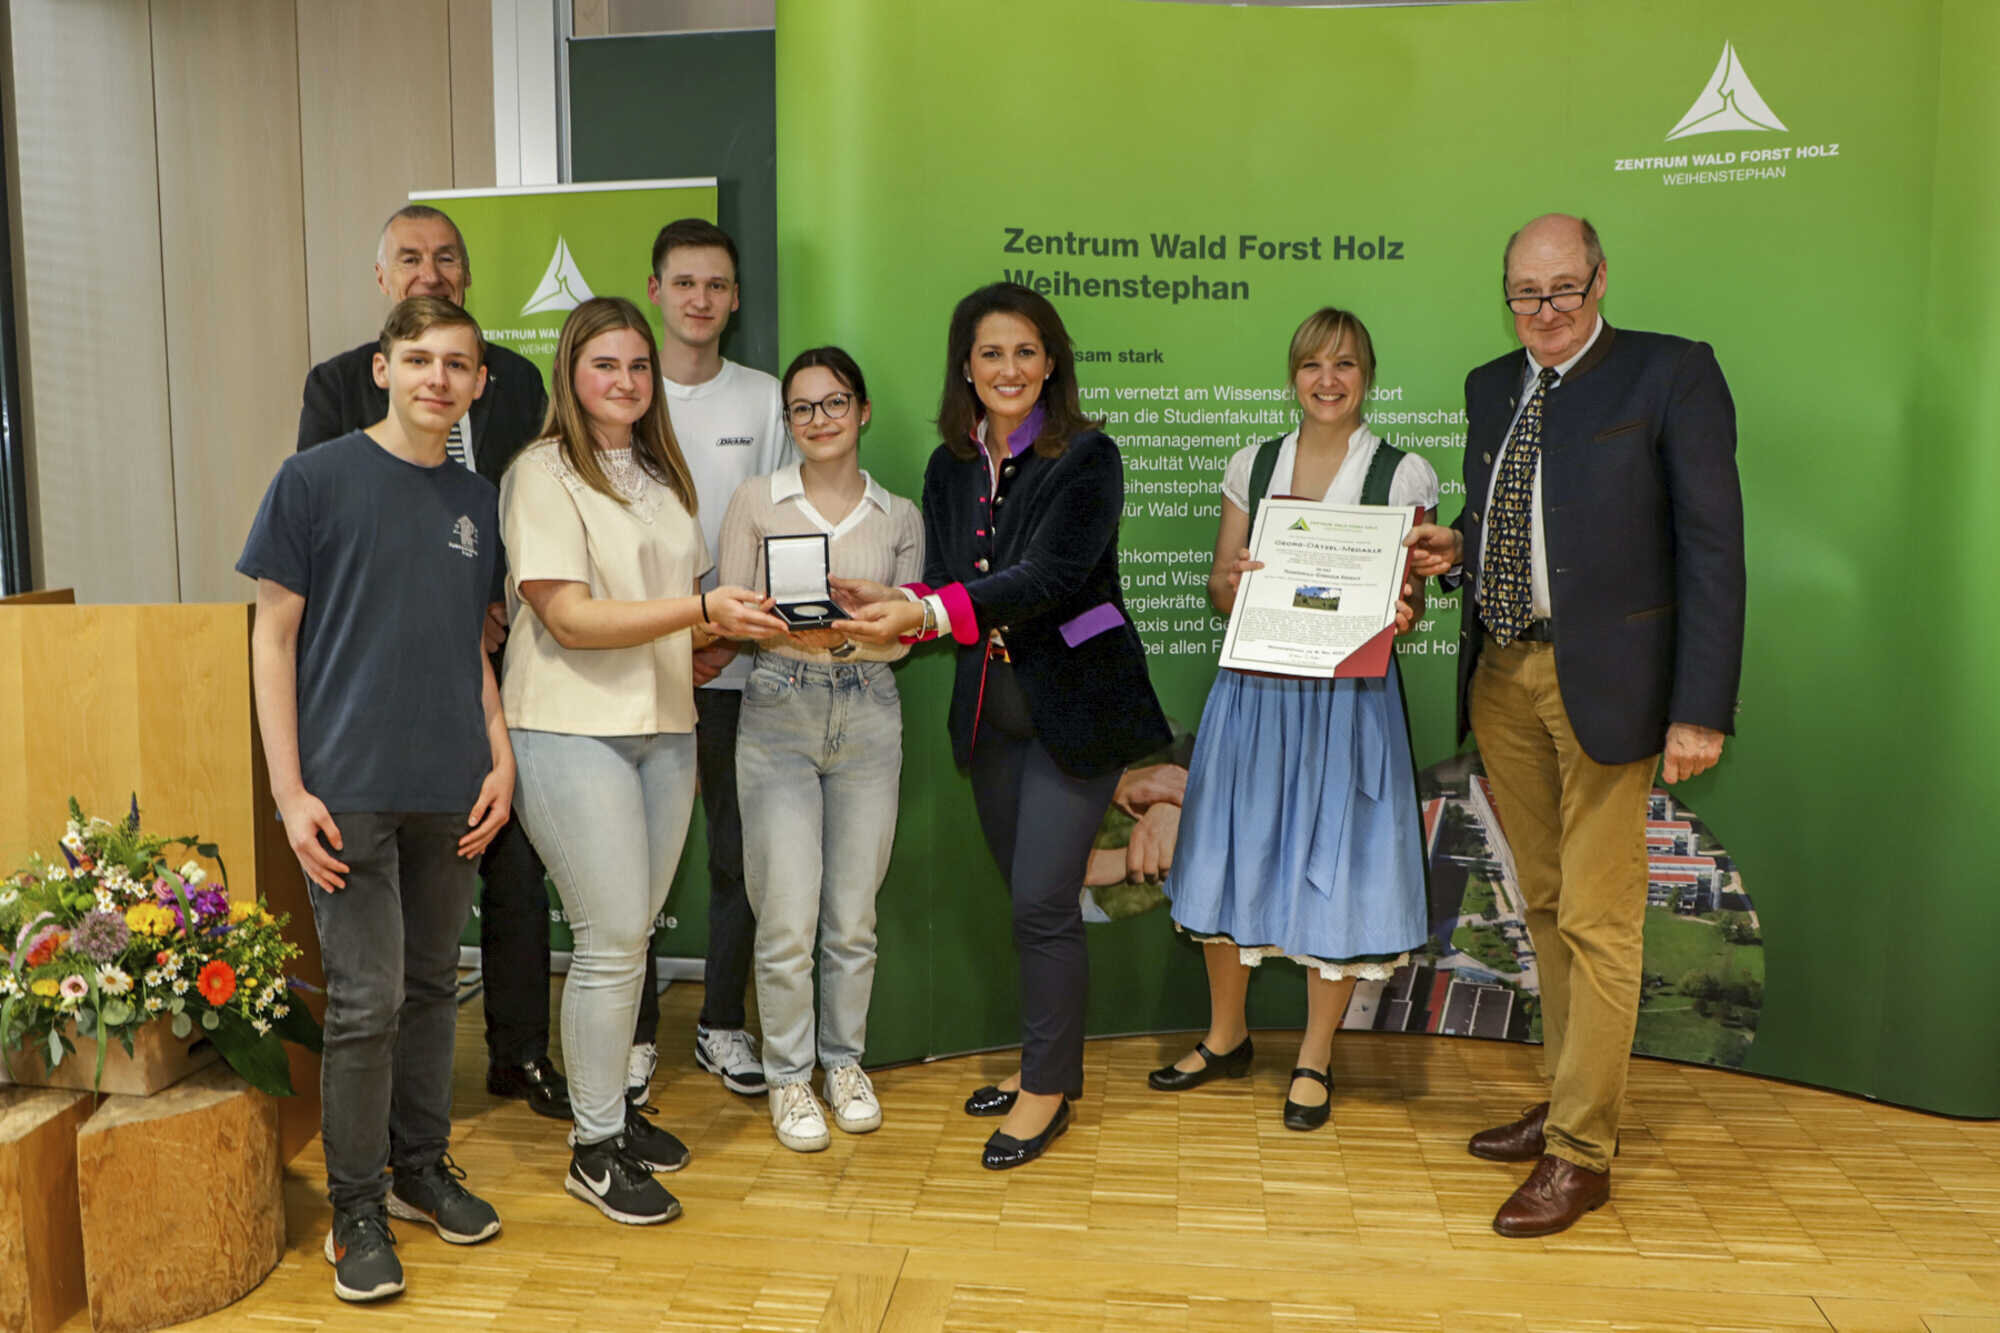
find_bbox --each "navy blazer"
[1452,323,1745,765]
[296,339,550,484]
[919,428,1171,779]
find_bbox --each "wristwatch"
[829,638,857,658]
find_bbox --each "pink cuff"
[937,582,979,646]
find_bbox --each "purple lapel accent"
[1058,601,1124,647]
[972,404,1046,460]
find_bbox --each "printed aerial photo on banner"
[777,0,2000,1115]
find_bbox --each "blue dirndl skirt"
[1163,663,1427,978]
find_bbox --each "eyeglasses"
[1504,271,1598,317]
[786,393,855,427]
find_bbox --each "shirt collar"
[768,462,892,515]
[1526,315,1605,382]
[973,403,1046,458]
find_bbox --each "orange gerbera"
[196,959,236,1006]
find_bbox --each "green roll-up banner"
[415,179,719,961]
[772,0,2000,1115]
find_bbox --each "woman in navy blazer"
[837,283,1170,1169]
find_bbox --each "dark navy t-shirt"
[237,431,505,814]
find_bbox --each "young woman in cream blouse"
[499,296,784,1226]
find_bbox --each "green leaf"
[45,1027,64,1067]
[170,996,185,1015]
[199,1009,219,1031]
[272,998,325,1054]
[101,999,132,1026]
[75,1007,97,1037]
[205,1015,294,1096]
[170,1011,192,1039]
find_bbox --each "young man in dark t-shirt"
[242,297,514,1305]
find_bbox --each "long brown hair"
[541,296,697,514]
[937,283,1100,461]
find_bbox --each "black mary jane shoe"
[1281,1066,1333,1131]
[981,1098,1072,1171]
[963,1084,1019,1117]
[1147,1036,1255,1092]
[486,1056,573,1120]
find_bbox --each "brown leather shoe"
[1492,1155,1610,1237]
[1468,1101,1547,1162]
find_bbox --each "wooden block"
[0,1088,91,1333]
[76,1064,283,1333]
[0,1018,219,1096]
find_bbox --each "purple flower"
[71,910,131,964]
[191,888,229,920]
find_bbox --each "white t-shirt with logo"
[663,359,794,690]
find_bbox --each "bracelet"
[920,597,937,640]
[700,591,710,626]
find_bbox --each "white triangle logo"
[1665,41,1789,141]
[519,235,595,316]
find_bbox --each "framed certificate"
[1216,500,1414,678]
[764,533,839,629]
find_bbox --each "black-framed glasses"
[1505,270,1599,316]
[786,393,855,427]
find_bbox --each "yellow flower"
[228,900,262,925]
[30,979,59,997]
[124,903,176,936]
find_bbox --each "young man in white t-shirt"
[629,218,793,1101]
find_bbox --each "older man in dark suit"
[297,204,567,1122]
[1406,213,1745,1237]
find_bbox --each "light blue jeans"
[736,657,903,1086]
[510,728,696,1144]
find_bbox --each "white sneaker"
[694,1025,767,1096]
[769,1081,830,1153]
[825,1064,882,1134]
[625,1042,658,1106]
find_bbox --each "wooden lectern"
[0,595,322,1159]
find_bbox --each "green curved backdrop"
[758,0,2000,1117]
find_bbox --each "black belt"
[1515,618,1555,643]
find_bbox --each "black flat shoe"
[487,1056,572,1120]
[1282,1066,1332,1131]
[1147,1037,1254,1091]
[963,1084,1018,1117]
[981,1099,1071,1170]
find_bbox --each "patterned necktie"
[1481,366,1559,645]
[446,418,472,471]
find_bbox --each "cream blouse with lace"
[498,439,709,735]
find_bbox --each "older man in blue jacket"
[1406,213,1745,1238]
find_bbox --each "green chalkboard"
[568,30,778,376]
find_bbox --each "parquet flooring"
[97,982,2000,1332]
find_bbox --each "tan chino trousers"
[1469,638,1658,1173]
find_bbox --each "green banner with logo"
[773,0,2000,1114]
[415,179,719,961]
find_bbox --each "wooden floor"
[101,982,2000,1332]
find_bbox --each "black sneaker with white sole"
[565,1135,682,1226]
[323,1204,403,1303]
[387,1152,501,1244]
[624,1101,690,1172]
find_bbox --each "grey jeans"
[306,811,480,1212]
[736,657,902,1085]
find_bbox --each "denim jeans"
[511,729,697,1143]
[736,657,902,1086]
[306,811,480,1212]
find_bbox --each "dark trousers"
[478,815,553,1066]
[966,661,1118,1098]
[636,686,750,1040]
[306,811,479,1211]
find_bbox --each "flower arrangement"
[0,797,321,1095]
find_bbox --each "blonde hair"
[541,297,696,514]
[1286,307,1376,398]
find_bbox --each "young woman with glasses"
[835,283,1170,1170]
[714,346,922,1153]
